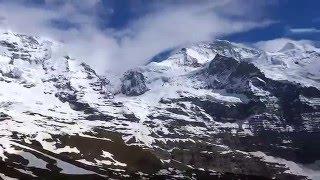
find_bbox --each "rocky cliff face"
[0,31,319,180]
[121,70,149,96]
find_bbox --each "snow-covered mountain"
[0,30,320,180]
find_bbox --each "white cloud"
[289,28,320,34]
[112,6,273,71]
[253,38,315,52]
[0,0,274,74]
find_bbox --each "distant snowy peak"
[279,42,301,52]
[150,39,319,69]
[143,39,320,89]
[208,40,262,60]
[278,41,319,53]
[144,40,262,76]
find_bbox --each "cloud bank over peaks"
[0,0,275,74]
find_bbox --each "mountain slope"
[0,31,319,179]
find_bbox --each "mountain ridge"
[0,30,320,179]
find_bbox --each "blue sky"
[0,0,319,72]
[225,0,320,44]
[102,0,320,44]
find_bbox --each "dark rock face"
[121,70,148,96]
[193,99,265,122]
[199,54,320,166]
[207,54,266,93]
[208,54,239,76]
[209,55,320,123]
[207,54,239,88]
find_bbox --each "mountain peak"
[279,42,302,52]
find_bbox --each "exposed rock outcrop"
[121,70,149,96]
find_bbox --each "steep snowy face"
[0,31,320,180]
[0,31,125,178]
[0,31,167,179]
[0,30,113,105]
[0,31,52,66]
[0,31,51,86]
